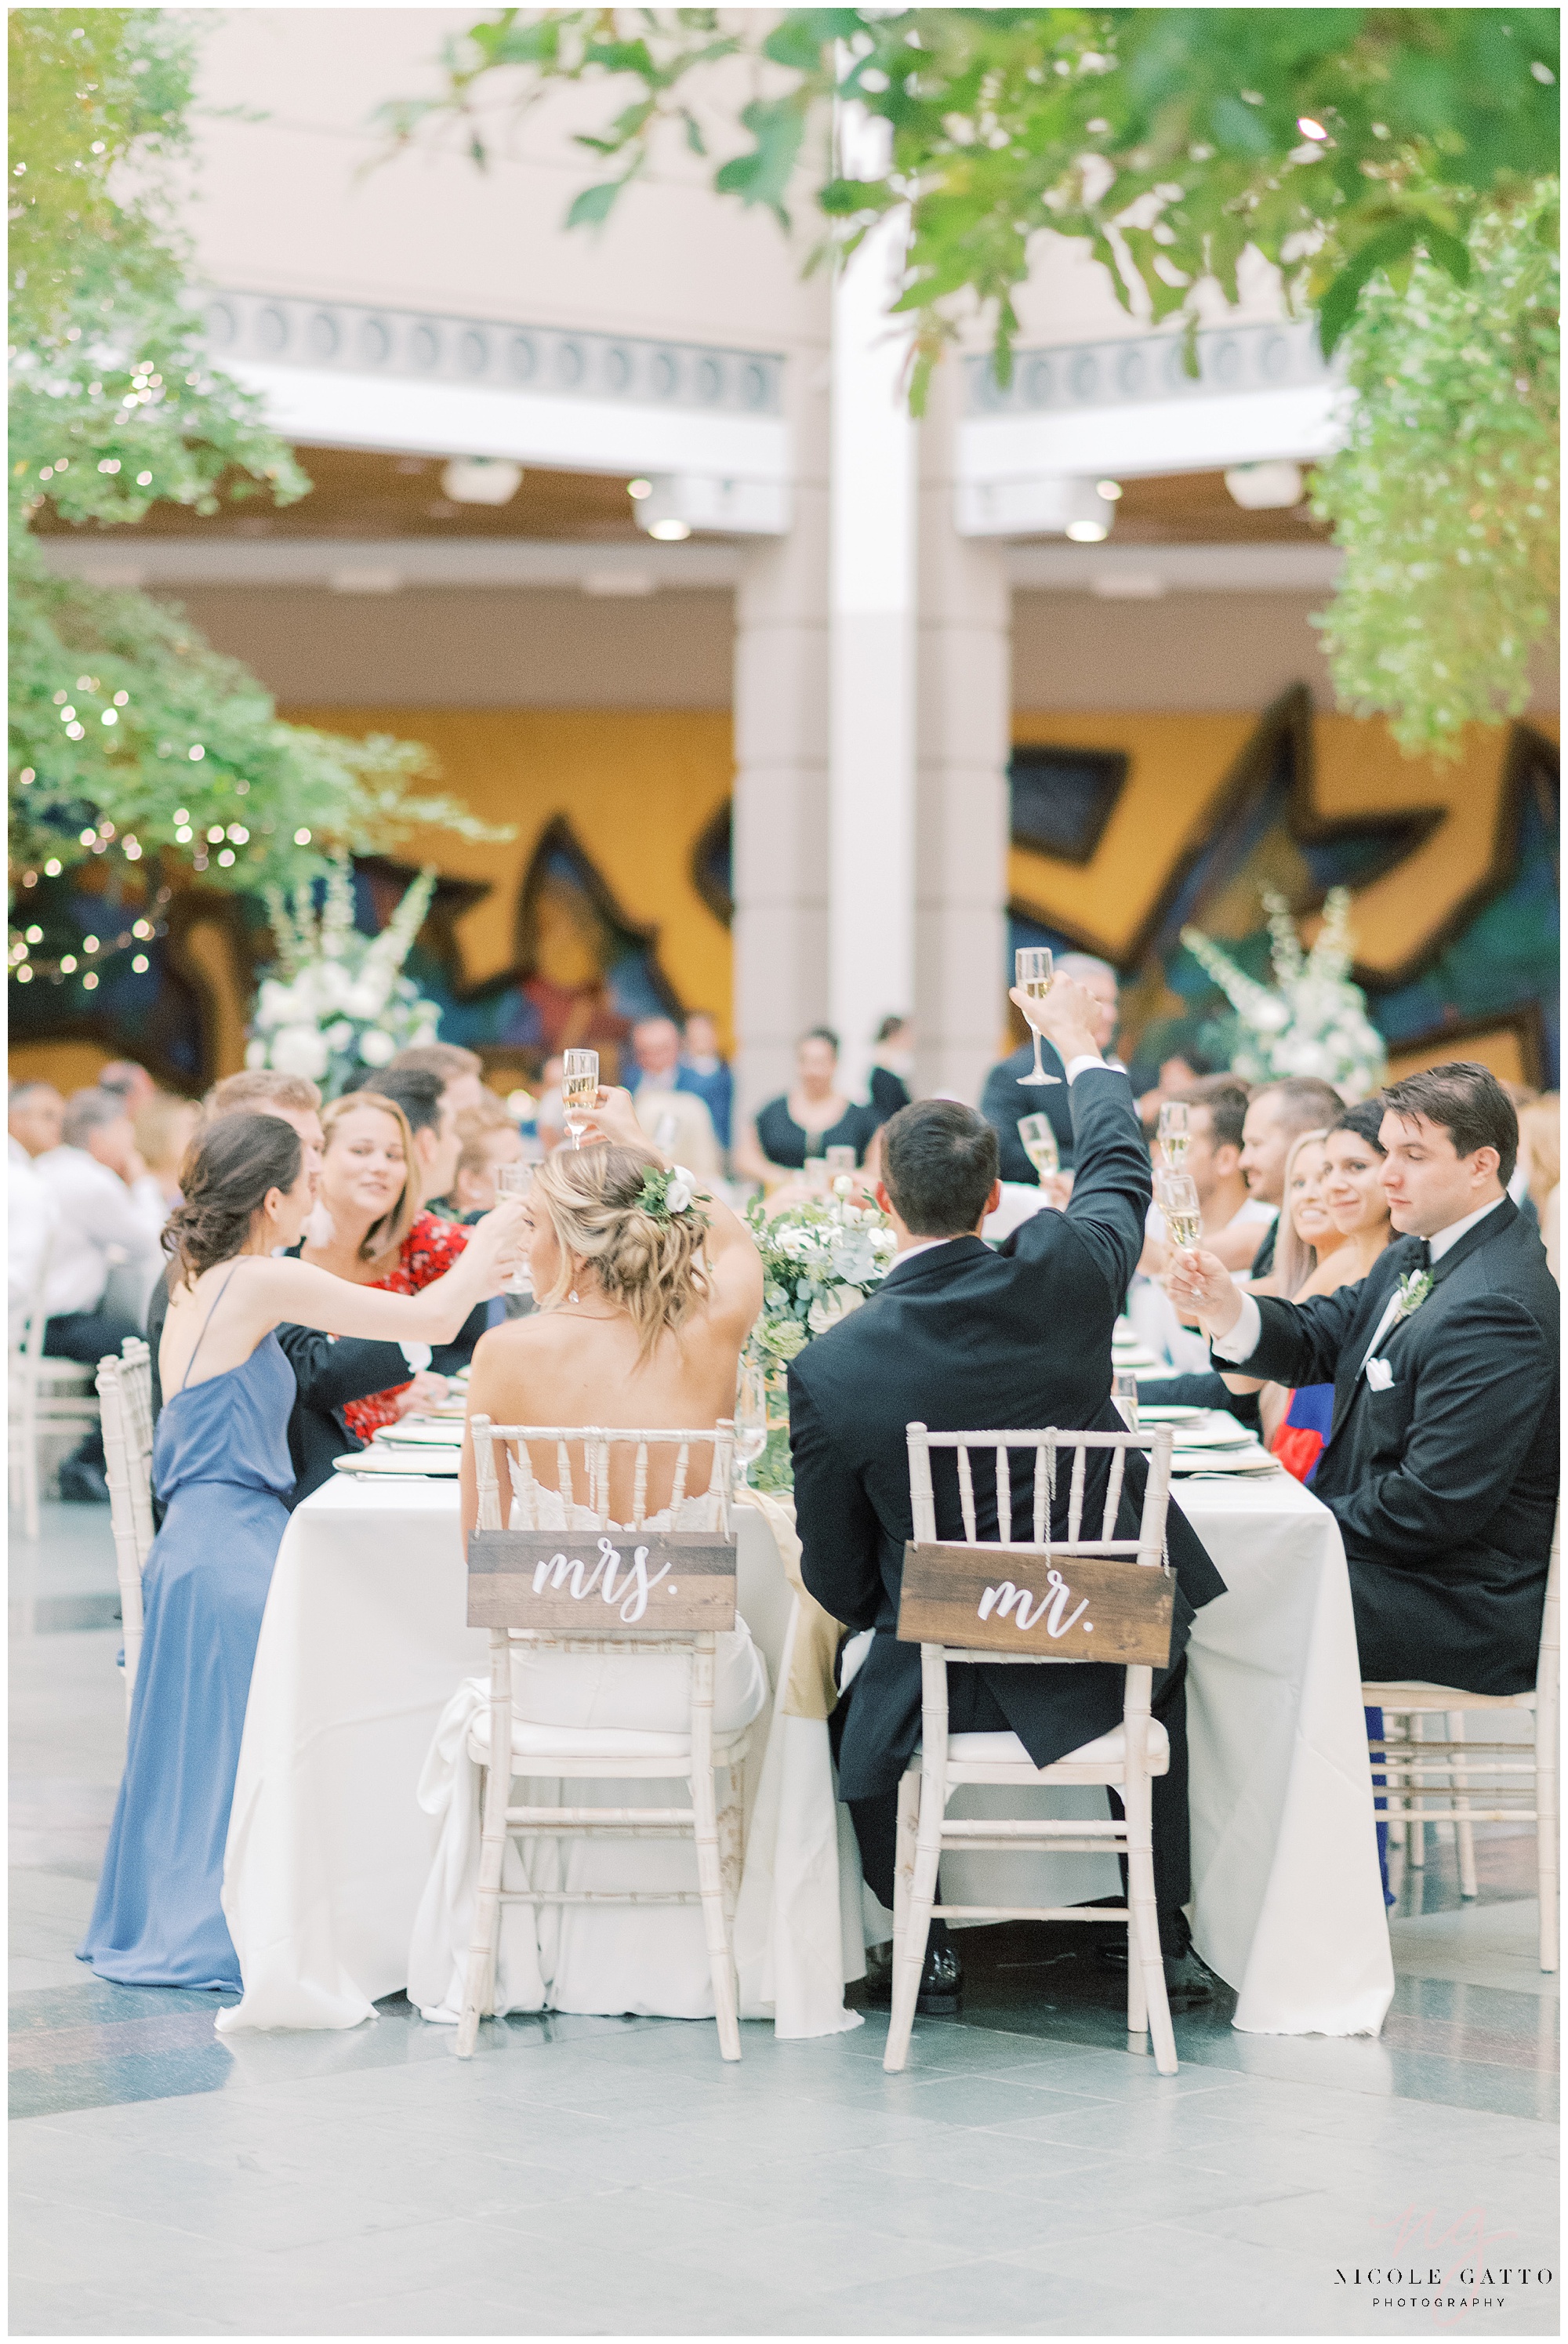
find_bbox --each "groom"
[789,973,1225,2011]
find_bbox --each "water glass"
[1112,1370,1140,1432]
[733,1360,769,1488]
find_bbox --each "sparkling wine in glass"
[1157,1101,1190,1168]
[1014,948,1061,1086]
[1016,1112,1059,1181]
[825,1143,856,1198]
[1156,1170,1203,1252]
[733,1360,769,1488]
[561,1050,599,1150]
[493,1162,534,1295]
[1112,1369,1140,1432]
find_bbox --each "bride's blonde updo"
[532,1142,710,1356]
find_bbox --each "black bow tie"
[1410,1238,1432,1272]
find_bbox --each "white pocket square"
[1364,1357,1396,1392]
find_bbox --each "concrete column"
[731,350,830,1121]
[828,129,917,1097]
[915,361,1012,1104]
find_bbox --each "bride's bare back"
[459,1092,763,1533]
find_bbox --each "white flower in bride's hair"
[665,1168,695,1214]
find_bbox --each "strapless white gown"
[408,1479,769,2024]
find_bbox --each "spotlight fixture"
[626,478,653,500]
[1224,460,1305,511]
[440,456,523,506]
[1096,479,1123,502]
[647,517,692,542]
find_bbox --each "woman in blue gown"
[80,1109,522,1991]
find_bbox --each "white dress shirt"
[8,1154,56,1345]
[1213,1194,1508,1376]
[31,1145,166,1320]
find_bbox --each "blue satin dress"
[79,1307,296,1990]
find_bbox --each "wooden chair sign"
[895,1426,1175,1669]
[467,1527,737,1635]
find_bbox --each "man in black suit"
[977,952,1120,1179]
[790,973,1225,2008]
[1172,1061,1557,1695]
[145,1074,430,1508]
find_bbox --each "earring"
[568,1289,579,1304]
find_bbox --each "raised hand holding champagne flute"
[561,1050,599,1150]
[1014,948,1059,1085]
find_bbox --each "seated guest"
[451,1097,526,1219]
[97,1059,158,1116]
[383,1040,487,1116]
[789,972,1225,2012]
[31,1088,167,1500]
[678,1011,735,1154]
[8,1078,65,1168]
[1226,1076,1345,1275]
[1172,1063,1557,1694]
[145,1070,437,1507]
[535,1054,566,1153]
[868,1014,914,1123]
[978,952,1121,1180]
[623,1016,722,1180]
[299,1085,481,1442]
[735,1026,881,1187]
[1131,1076,1261,1369]
[1517,1093,1560,1282]
[134,1091,201,1209]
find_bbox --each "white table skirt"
[217,1479,830,2034]
[220,1470,1392,2043]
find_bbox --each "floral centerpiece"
[1180,887,1388,1101]
[248,855,442,1097]
[744,1188,899,1491]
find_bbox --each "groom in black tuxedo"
[789,974,1226,2008]
[1172,1061,1558,1696]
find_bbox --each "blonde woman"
[299,1091,477,1437]
[417,1087,768,2025]
[1264,1103,1394,1479]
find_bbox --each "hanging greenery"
[388,8,1559,755]
[9,8,502,931]
[1309,185,1559,757]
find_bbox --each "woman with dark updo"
[79,1112,524,1993]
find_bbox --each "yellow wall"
[282,706,736,1047]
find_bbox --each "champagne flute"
[825,1143,856,1199]
[1014,948,1061,1086]
[493,1161,534,1295]
[1016,1112,1059,1181]
[1156,1170,1203,1254]
[1112,1369,1140,1432]
[1157,1100,1190,1168]
[733,1359,769,1489]
[803,1154,829,1196]
[561,1050,599,1151]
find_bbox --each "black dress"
[755,1094,882,1170]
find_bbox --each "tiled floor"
[11,1502,1560,2337]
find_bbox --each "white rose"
[245,1037,269,1069]
[346,977,389,1019]
[358,1027,397,1068]
[270,1024,330,1080]
[256,978,296,1027]
[665,1170,695,1214]
[325,1020,354,1050]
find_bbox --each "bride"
[414,1087,770,2023]
[80,1110,522,1993]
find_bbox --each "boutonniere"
[1393,1268,1433,1323]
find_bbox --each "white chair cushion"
[948,1720,1169,1773]
[468,1714,749,1762]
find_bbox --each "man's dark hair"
[1330,1098,1388,1155]
[880,1099,999,1235]
[1381,1061,1518,1186]
[802,1025,840,1054]
[1177,1074,1249,1155]
[356,1065,444,1138]
[1253,1076,1345,1136]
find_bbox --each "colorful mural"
[1010,691,1560,1090]
[12,693,1558,1101]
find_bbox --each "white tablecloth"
[217,1477,824,2034]
[220,1468,1392,2043]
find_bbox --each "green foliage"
[1311,187,1559,757]
[396,8,1559,387]
[9,9,500,914]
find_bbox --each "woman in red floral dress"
[299,1092,481,1441]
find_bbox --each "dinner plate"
[332,1449,459,1477]
[1133,1404,1206,1425]
[372,1420,463,1447]
[1170,1450,1279,1477]
[1163,1414,1254,1450]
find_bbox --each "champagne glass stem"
[1029,1025,1046,1082]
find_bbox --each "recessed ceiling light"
[626,478,653,500]
[1225,460,1305,510]
[1096,479,1123,501]
[648,517,692,541]
[440,456,523,506]
[1065,519,1109,542]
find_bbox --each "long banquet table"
[218,1464,1392,2040]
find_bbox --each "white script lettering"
[977,1566,1091,1639]
[531,1537,671,1624]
